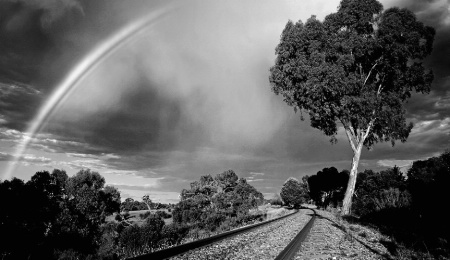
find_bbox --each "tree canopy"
[307,167,349,208]
[280,177,307,208]
[173,170,264,230]
[269,0,435,214]
[0,169,121,259]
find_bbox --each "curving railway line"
[128,207,317,260]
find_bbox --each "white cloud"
[249,172,265,176]
[377,159,414,168]
[0,152,52,166]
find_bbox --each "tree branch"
[345,127,357,153]
[363,61,379,86]
[349,124,359,143]
[363,116,376,142]
[377,76,386,96]
[340,119,357,153]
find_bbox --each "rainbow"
[3,6,175,180]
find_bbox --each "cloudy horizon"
[1,0,449,203]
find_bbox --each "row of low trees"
[0,169,121,260]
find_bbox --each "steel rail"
[127,209,299,260]
[274,208,317,260]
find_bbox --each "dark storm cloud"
[0,0,83,84]
[0,82,43,129]
[0,0,83,132]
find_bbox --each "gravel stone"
[294,209,392,260]
[170,209,313,260]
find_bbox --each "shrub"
[139,211,151,219]
[159,224,189,247]
[280,177,306,208]
[270,194,283,206]
[155,210,172,219]
[372,188,411,211]
[118,216,165,258]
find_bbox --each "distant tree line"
[120,198,173,212]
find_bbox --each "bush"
[159,224,189,247]
[280,177,305,208]
[270,195,283,206]
[204,213,226,231]
[372,188,411,211]
[118,216,165,258]
[155,210,172,219]
[139,211,151,219]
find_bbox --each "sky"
[0,0,449,203]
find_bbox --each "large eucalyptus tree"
[269,0,435,214]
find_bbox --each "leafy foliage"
[280,177,307,208]
[307,167,349,208]
[406,150,450,242]
[173,170,264,232]
[120,198,148,212]
[0,169,121,259]
[352,167,407,216]
[269,0,435,214]
[269,193,283,206]
[269,0,434,146]
[343,151,450,258]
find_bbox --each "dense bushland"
[303,150,450,258]
[0,169,121,260]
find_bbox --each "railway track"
[127,207,316,260]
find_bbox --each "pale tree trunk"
[342,142,363,215]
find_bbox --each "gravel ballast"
[294,209,392,260]
[170,209,313,260]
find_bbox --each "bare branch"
[377,75,386,96]
[349,124,359,143]
[363,116,376,142]
[339,119,357,152]
[344,127,357,153]
[363,61,379,86]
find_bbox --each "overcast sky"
[1,0,449,203]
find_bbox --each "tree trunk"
[341,143,363,215]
